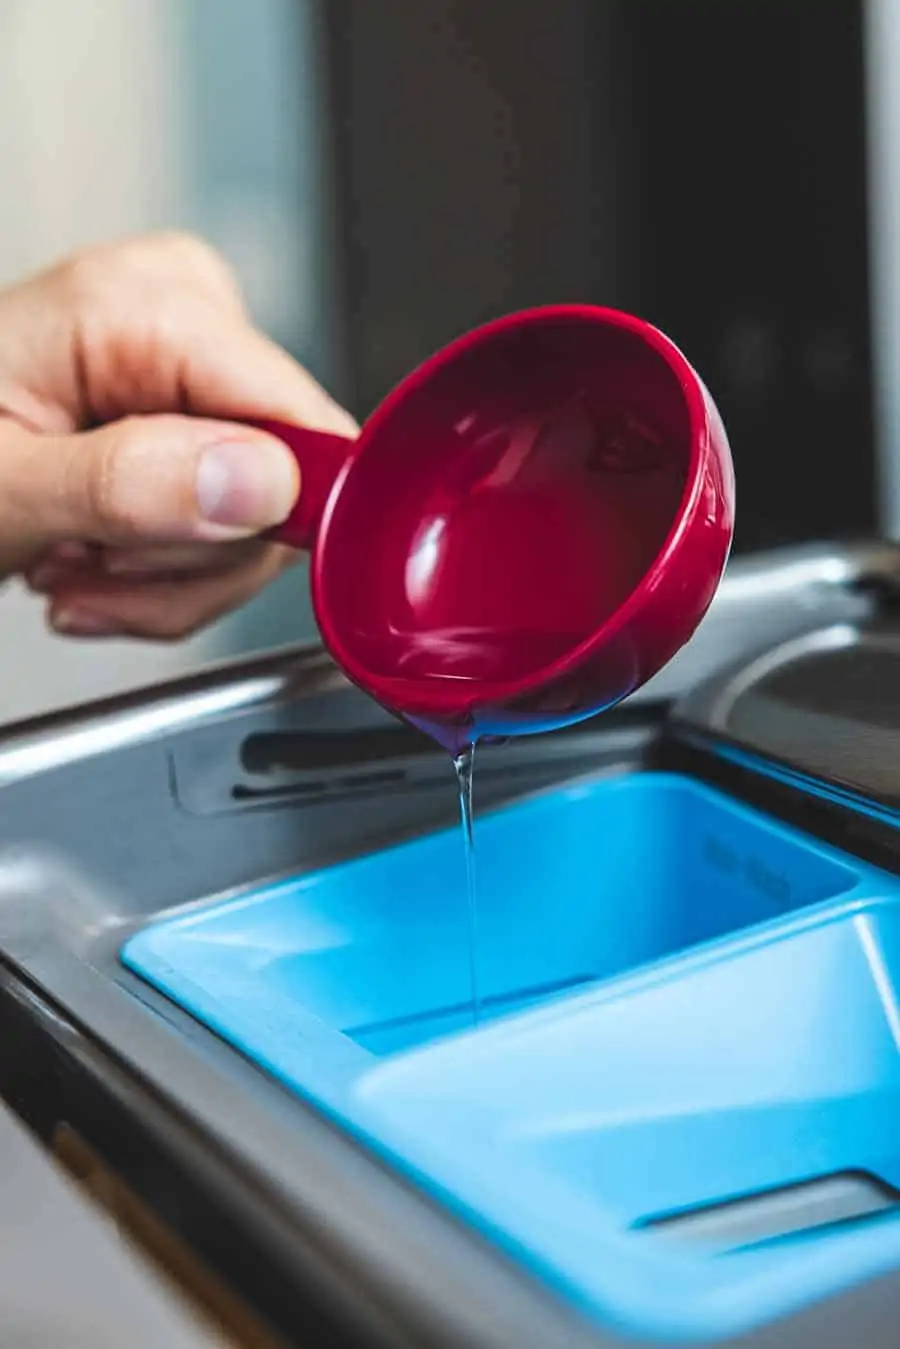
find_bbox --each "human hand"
[0,231,356,639]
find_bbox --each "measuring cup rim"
[310,302,717,715]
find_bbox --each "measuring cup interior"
[316,311,693,708]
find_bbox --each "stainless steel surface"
[683,623,863,733]
[672,618,900,805]
[0,1100,223,1348]
[635,540,900,703]
[0,644,343,789]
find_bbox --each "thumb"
[0,414,300,559]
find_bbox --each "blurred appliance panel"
[321,0,875,553]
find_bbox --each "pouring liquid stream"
[452,742,480,1026]
[401,631,587,1034]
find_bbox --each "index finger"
[177,318,359,438]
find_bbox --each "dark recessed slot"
[338,769,407,789]
[641,1172,899,1252]
[240,726,435,776]
[231,780,327,801]
[230,768,411,805]
[239,704,666,780]
[230,748,631,807]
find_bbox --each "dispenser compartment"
[121,772,859,1062]
[121,769,900,1340]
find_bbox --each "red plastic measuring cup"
[258,305,734,751]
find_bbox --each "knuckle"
[82,417,155,534]
[56,246,111,302]
[155,229,221,266]
[57,232,236,301]
[54,240,158,316]
[148,231,242,303]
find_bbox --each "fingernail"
[51,608,120,637]
[196,440,298,531]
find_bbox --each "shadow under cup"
[315,315,692,718]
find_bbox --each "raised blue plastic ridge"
[121,771,900,1341]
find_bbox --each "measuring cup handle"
[248,418,357,551]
